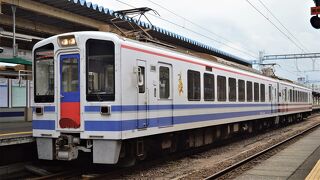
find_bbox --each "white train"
[32,32,312,164]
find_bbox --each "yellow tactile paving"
[306,160,320,180]
[0,131,32,137]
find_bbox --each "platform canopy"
[0,0,252,66]
[0,57,32,65]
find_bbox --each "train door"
[59,54,81,129]
[137,60,148,129]
[276,83,280,113]
[271,85,277,114]
[270,85,275,114]
[284,88,288,112]
[158,63,173,127]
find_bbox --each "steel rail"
[27,170,79,180]
[204,118,320,180]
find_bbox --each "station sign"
[311,6,320,15]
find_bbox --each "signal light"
[310,16,320,29]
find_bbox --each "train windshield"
[34,43,54,103]
[86,39,115,101]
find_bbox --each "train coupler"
[55,135,91,161]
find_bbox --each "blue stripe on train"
[85,103,271,112]
[84,109,272,131]
[33,109,271,131]
[44,106,56,112]
[32,120,55,130]
[32,106,56,112]
[0,111,24,117]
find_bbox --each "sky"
[88,0,320,83]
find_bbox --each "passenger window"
[204,73,215,101]
[260,84,265,102]
[284,88,287,102]
[238,80,245,102]
[217,76,226,101]
[159,66,170,99]
[188,70,201,101]
[254,83,259,102]
[34,43,54,103]
[86,39,115,101]
[229,78,236,102]
[299,91,301,102]
[62,58,79,92]
[292,90,294,102]
[138,66,145,93]
[247,81,253,102]
[305,92,307,102]
[269,85,272,102]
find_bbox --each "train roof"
[34,31,311,92]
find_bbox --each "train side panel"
[120,40,285,140]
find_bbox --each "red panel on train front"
[60,102,80,128]
[59,54,80,129]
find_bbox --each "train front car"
[32,32,121,164]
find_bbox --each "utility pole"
[258,51,265,71]
[12,5,17,57]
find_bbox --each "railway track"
[15,114,320,179]
[203,119,320,180]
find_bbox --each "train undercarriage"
[36,112,311,166]
[117,112,311,166]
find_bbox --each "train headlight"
[58,35,77,47]
[68,38,76,45]
[61,39,69,46]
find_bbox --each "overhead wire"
[114,0,258,59]
[144,0,258,58]
[257,0,308,51]
[245,0,304,53]
[246,0,320,75]
[256,0,320,68]
[149,0,319,73]
[113,0,318,75]
[278,65,304,77]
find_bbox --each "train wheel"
[136,139,147,161]
[118,142,137,167]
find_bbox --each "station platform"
[0,122,33,146]
[236,126,320,180]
